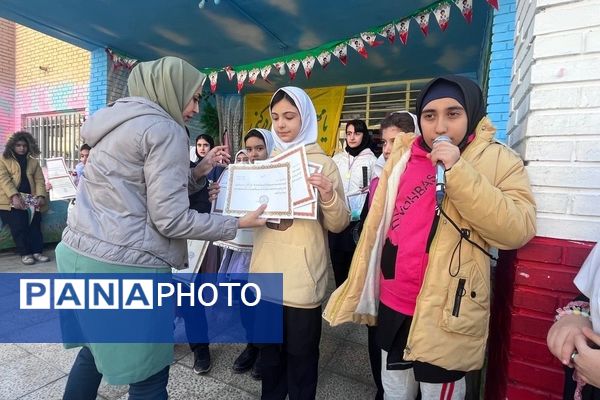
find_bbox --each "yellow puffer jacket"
[323,117,536,371]
[0,155,48,212]
[250,143,350,309]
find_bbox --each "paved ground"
[0,246,377,400]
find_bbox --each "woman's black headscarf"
[415,75,486,151]
[345,119,371,157]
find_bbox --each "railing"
[22,110,86,169]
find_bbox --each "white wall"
[509,0,600,241]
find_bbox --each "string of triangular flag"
[105,48,138,71]
[203,0,498,93]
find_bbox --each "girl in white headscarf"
[250,86,350,399]
[217,129,276,380]
[244,128,275,161]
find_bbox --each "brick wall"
[107,65,129,103]
[13,24,90,127]
[509,0,600,242]
[88,48,108,115]
[486,0,516,143]
[487,237,595,399]
[0,19,16,148]
[89,48,132,114]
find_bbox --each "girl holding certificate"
[250,87,350,399]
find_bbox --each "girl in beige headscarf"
[57,56,266,399]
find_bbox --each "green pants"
[55,242,173,385]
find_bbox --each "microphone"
[433,135,452,205]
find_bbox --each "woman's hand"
[10,194,26,210]
[238,204,268,228]
[208,182,220,202]
[547,314,592,366]
[193,145,231,180]
[573,327,600,387]
[36,196,46,207]
[308,173,334,203]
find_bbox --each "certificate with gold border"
[223,162,293,219]
[293,162,323,220]
[269,145,315,207]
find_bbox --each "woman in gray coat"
[56,56,266,400]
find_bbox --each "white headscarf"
[270,86,318,151]
[373,111,421,178]
[246,128,276,157]
[234,149,250,163]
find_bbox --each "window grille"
[22,110,86,168]
[337,79,431,154]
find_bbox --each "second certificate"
[223,162,293,219]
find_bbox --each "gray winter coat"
[62,97,237,268]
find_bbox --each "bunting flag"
[106,48,138,70]
[348,37,368,58]
[415,12,431,36]
[434,3,452,31]
[236,70,247,93]
[302,56,316,79]
[455,0,473,23]
[260,65,272,82]
[224,66,235,81]
[199,0,498,92]
[273,61,285,75]
[379,23,396,43]
[333,43,348,65]
[317,51,332,68]
[487,0,499,10]
[395,19,411,45]
[361,32,384,47]
[209,71,218,93]
[287,59,301,80]
[248,68,260,85]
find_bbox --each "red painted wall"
[486,237,595,399]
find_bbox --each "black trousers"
[368,325,384,400]
[260,305,322,400]
[0,209,43,256]
[328,222,358,287]
[184,279,256,352]
[329,248,355,288]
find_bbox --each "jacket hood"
[82,97,177,147]
[3,131,40,159]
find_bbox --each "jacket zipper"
[452,278,467,317]
[425,206,441,254]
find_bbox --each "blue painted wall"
[486,0,516,143]
[88,48,108,115]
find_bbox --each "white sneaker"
[32,253,50,262]
[21,255,35,265]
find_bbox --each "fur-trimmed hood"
[3,131,40,159]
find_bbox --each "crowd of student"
[2,55,598,400]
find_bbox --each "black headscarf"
[415,75,486,151]
[345,119,371,157]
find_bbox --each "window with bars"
[21,110,86,168]
[337,79,431,154]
